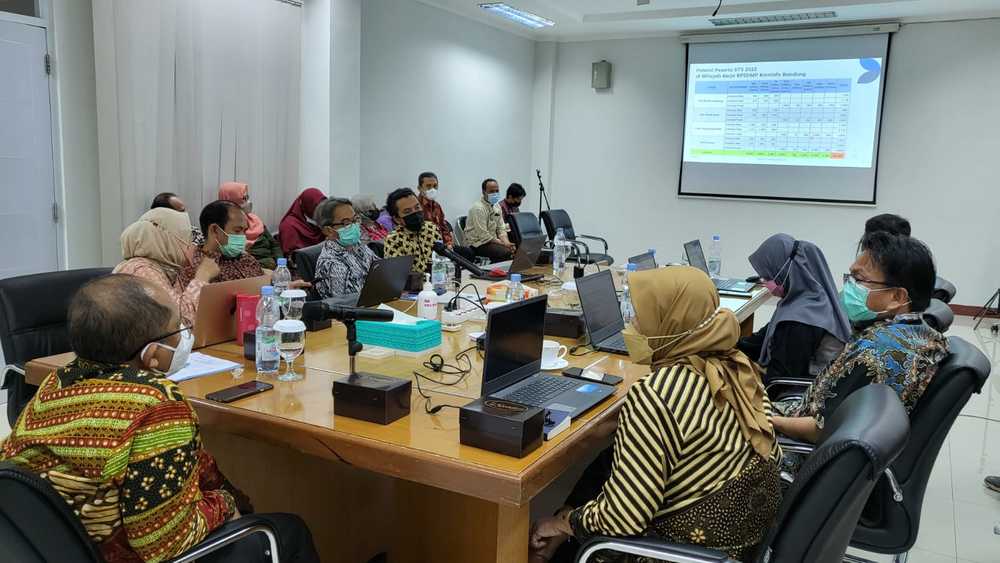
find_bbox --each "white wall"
[299,0,331,191]
[540,20,1000,305]
[360,0,535,221]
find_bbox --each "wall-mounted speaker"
[592,60,612,90]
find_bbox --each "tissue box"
[356,319,442,353]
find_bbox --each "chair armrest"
[577,234,609,255]
[2,364,25,388]
[166,515,280,563]
[777,435,816,455]
[576,536,734,563]
[764,378,811,392]
[568,239,592,257]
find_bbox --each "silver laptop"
[683,240,755,295]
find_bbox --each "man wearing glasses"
[313,197,379,300]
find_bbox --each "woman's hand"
[195,257,220,283]
[530,508,573,552]
[290,280,312,290]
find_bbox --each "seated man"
[773,232,948,444]
[499,182,525,227]
[416,171,455,247]
[313,197,378,299]
[151,191,203,244]
[464,178,515,263]
[383,187,441,273]
[1,274,319,562]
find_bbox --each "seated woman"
[351,194,390,242]
[773,232,948,444]
[279,188,328,257]
[737,234,851,384]
[219,181,283,269]
[180,200,265,285]
[313,198,379,299]
[530,266,781,562]
[114,208,218,324]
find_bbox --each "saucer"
[541,358,570,371]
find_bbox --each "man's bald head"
[68,274,176,364]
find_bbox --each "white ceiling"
[416,0,1000,40]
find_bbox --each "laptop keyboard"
[494,376,578,407]
[714,278,745,291]
[601,333,627,351]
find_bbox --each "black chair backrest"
[368,240,385,259]
[760,385,909,563]
[932,276,956,304]
[0,462,101,562]
[921,299,953,333]
[851,336,990,554]
[0,268,112,365]
[540,209,576,241]
[292,243,325,285]
[509,212,544,246]
[458,216,467,231]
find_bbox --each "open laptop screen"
[576,270,624,343]
[481,295,547,397]
[628,251,657,271]
[683,240,711,275]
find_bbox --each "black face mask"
[364,209,380,221]
[403,212,424,232]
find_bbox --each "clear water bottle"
[431,251,447,294]
[620,263,636,324]
[445,257,457,290]
[508,274,524,303]
[708,235,722,278]
[255,286,281,375]
[272,257,292,309]
[553,228,570,280]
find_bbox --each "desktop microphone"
[432,241,486,277]
[302,301,394,323]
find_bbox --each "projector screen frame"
[676,34,894,206]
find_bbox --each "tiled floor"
[1,315,998,561]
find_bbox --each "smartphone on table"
[206,381,274,403]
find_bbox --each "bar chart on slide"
[683,58,883,168]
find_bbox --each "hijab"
[279,188,327,255]
[748,234,852,366]
[630,266,775,459]
[218,182,264,245]
[120,208,193,281]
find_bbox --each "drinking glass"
[281,289,307,320]
[274,320,306,382]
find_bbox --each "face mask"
[487,192,502,206]
[364,209,380,222]
[140,327,193,376]
[219,231,246,258]
[763,257,792,298]
[424,188,438,201]
[306,216,318,227]
[840,278,903,323]
[621,312,719,365]
[403,212,424,232]
[336,222,361,246]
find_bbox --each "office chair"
[932,276,956,304]
[368,240,385,259]
[921,299,954,332]
[540,209,614,266]
[576,384,910,563]
[0,267,112,426]
[455,216,468,246]
[291,242,325,300]
[508,212,546,247]
[0,461,280,563]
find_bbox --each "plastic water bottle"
[708,235,722,277]
[553,228,570,280]
[431,252,447,294]
[255,286,281,375]
[272,257,292,309]
[620,264,636,324]
[508,274,524,303]
[445,257,457,290]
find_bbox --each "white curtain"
[93,0,301,262]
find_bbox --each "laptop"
[683,240,756,295]
[474,235,546,283]
[628,251,657,271]
[192,275,270,349]
[482,295,615,416]
[356,256,415,307]
[575,270,629,355]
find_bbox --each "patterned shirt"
[1,360,236,563]
[314,239,378,299]
[464,198,506,248]
[179,247,264,288]
[418,196,454,247]
[383,221,441,273]
[113,258,205,328]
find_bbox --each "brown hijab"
[628,266,775,458]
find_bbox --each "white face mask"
[424,188,438,201]
[305,216,318,227]
[141,327,194,376]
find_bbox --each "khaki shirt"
[464,198,505,248]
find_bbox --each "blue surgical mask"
[840,278,902,323]
[336,222,361,246]
[487,192,502,206]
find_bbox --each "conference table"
[25,268,770,563]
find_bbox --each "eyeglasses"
[330,217,361,229]
[846,272,891,289]
[129,324,192,359]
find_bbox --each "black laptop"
[482,295,615,416]
[628,251,657,271]
[473,235,546,283]
[356,255,415,307]
[683,240,755,295]
[575,270,629,355]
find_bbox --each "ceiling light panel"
[479,3,555,29]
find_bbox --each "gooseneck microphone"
[432,241,486,277]
[302,301,394,323]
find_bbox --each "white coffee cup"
[542,340,568,366]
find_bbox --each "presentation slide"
[684,58,883,168]
[678,34,890,204]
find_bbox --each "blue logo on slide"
[858,58,881,84]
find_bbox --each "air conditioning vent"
[710,11,837,26]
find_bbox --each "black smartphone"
[561,367,623,386]
[206,381,274,403]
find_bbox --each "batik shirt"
[383,221,441,273]
[314,239,378,299]
[795,313,949,428]
[1,360,236,562]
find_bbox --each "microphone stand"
[343,319,363,380]
[536,169,552,225]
